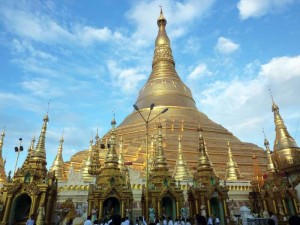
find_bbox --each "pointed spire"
[153,123,168,169]
[88,135,101,175]
[105,116,119,166]
[270,93,298,151]
[22,134,35,167]
[16,114,48,181]
[173,136,191,181]
[50,134,66,181]
[155,7,170,47]
[197,128,212,170]
[225,141,241,181]
[0,128,6,182]
[149,134,156,172]
[270,94,300,172]
[82,135,94,182]
[264,135,277,174]
[134,9,196,110]
[34,113,49,160]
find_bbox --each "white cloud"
[260,56,300,81]
[126,0,216,45]
[194,55,300,146]
[20,78,64,97]
[107,61,147,94]
[0,2,120,46]
[237,0,294,20]
[187,63,212,80]
[215,37,240,55]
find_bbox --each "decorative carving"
[24,182,41,195]
[7,183,21,194]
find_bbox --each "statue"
[181,207,187,219]
[149,208,155,223]
[200,205,206,217]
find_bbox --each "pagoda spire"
[225,141,241,181]
[0,129,6,183]
[15,114,49,181]
[194,128,217,187]
[197,129,212,170]
[82,136,95,182]
[88,135,101,176]
[50,134,66,181]
[153,123,168,169]
[270,97,300,172]
[134,9,196,110]
[105,116,119,167]
[263,132,276,174]
[272,99,298,151]
[173,136,190,181]
[34,113,49,160]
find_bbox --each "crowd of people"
[77,212,300,225]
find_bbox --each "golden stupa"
[65,9,267,180]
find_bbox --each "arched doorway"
[9,194,32,225]
[103,197,120,218]
[161,196,175,219]
[210,197,224,225]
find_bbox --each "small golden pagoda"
[81,136,95,183]
[188,129,229,221]
[0,129,6,184]
[142,123,184,221]
[225,141,242,181]
[0,114,57,225]
[173,136,191,182]
[87,117,133,218]
[49,135,67,181]
[260,136,299,219]
[271,100,300,185]
[249,100,300,220]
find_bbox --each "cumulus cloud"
[187,63,212,80]
[237,0,294,20]
[107,61,147,94]
[195,55,300,146]
[215,37,240,55]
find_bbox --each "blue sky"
[1,0,300,174]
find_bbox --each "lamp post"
[14,138,23,175]
[133,103,168,221]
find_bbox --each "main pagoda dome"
[69,10,267,180]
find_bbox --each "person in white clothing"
[207,216,213,225]
[162,216,167,225]
[184,219,191,225]
[174,218,179,225]
[84,216,93,225]
[268,212,278,225]
[167,217,173,225]
[26,215,35,225]
[214,217,220,225]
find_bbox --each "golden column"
[133,103,168,221]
